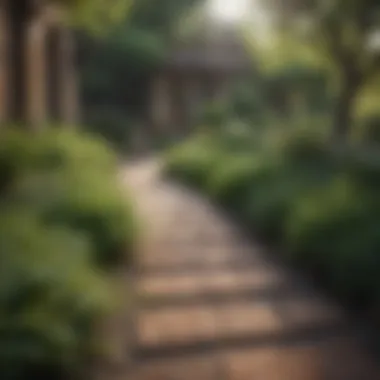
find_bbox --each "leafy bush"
[0,129,136,269]
[208,130,337,239]
[11,171,136,270]
[0,129,117,194]
[245,171,299,239]
[197,101,229,130]
[164,135,222,189]
[207,154,261,210]
[227,82,269,123]
[286,178,380,307]
[343,146,380,191]
[0,210,111,379]
[357,114,380,145]
[0,128,137,378]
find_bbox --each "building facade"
[149,28,252,137]
[0,0,78,128]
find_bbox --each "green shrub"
[0,127,137,378]
[0,129,136,270]
[245,173,298,239]
[343,147,380,191]
[273,128,334,170]
[10,171,136,270]
[45,175,136,270]
[0,211,111,379]
[357,114,380,145]
[0,129,117,197]
[238,130,338,239]
[164,136,222,190]
[207,154,260,210]
[227,82,269,123]
[198,101,230,130]
[286,178,380,306]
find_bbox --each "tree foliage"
[260,0,380,138]
[57,0,133,29]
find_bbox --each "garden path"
[121,159,380,380]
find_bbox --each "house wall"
[149,67,242,134]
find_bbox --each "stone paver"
[123,161,380,380]
[215,301,283,339]
[138,267,286,300]
[274,297,344,330]
[138,306,216,347]
[134,355,221,380]
[224,337,379,380]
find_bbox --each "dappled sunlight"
[208,0,250,23]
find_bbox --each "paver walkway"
[123,160,380,380]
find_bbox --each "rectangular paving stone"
[212,296,344,342]
[223,337,380,380]
[138,248,204,268]
[201,247,249,264]
[138,267,287,299]
[140,241,255,258]
[274,296,345,330]
[137,274,203,298]
[214,301,283,339]
[137,250,260,272]
[134,356,220,380]
[203,268,286,294]
[137,306,216,347]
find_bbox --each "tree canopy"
[58,0,201,33]
[260,0,380,137]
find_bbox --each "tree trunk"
[332,75,360,140]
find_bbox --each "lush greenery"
[60,0,133,30]
[164,123,380,319]
[259,0,380,138]
[0,128,137,379]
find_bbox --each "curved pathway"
[123,160,380,380]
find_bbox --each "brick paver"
[123,161,380,380]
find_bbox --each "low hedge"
[0,128,137,379]
[164,134,223,189]
[0,211,111,379]
[286,177,380,308]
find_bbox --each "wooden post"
[184,75,202,126]
[150,73,172,132]
[0,2,8,123]
[25,11,47,129]
[58,27,79,125]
